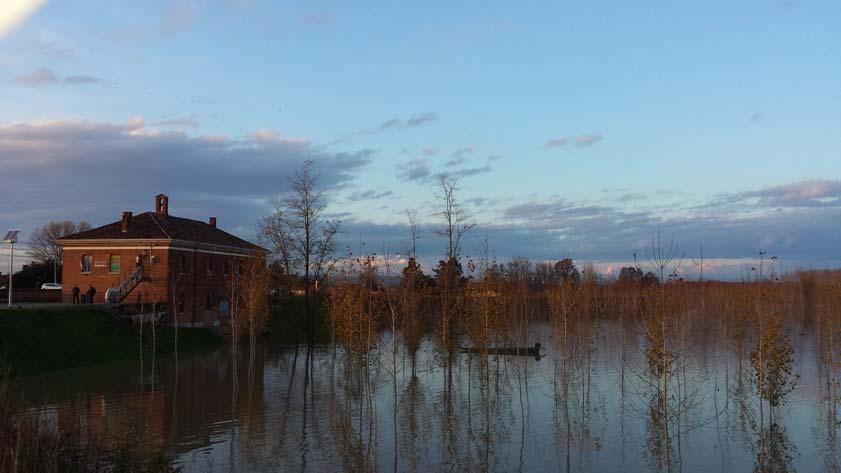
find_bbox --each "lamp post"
[3,230,20,308]
[759,250,767,282]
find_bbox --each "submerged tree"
[554,258,581,285]
[433,175,473,352]
[263,160,340,342]
[435,174,474,261]
[749,290,798,428]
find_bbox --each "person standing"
[87,284,96,304]
[72,285,80,304]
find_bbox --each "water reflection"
[16,319,841,472]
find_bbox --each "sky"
[0,0,840,279]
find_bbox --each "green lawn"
[0,306,222,377]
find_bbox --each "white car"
[41,283,62,290]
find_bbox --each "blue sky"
[1,0,840,278]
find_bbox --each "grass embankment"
[0,306,222,377]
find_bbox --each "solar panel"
[3,230,20,243]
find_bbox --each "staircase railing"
[108,265,143,303]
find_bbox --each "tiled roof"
[58,212,265,252]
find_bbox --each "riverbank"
[0,306,222,377]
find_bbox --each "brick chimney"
[155,194,169,215]
[209,217,217,228]
[121,212,133,232]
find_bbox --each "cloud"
[445,156,467,167]
[348,189,395,201]
[406,112,438,128]
[574,133,603,147]
[251,129,279,141]
[153,115,200,129]
[308,178,841,278]
[713,179,841,208]
[545,134,603,148]
[0,0,47,38]
[451,145,475,157]
[14,29,77,58]
[64,75,100,85]
[380,113,438,130]
[15,67,57,85]
[0,117,373,241]
[491,180,841,276]
[378,118,401,130]
[615,192,647,202]
[396,158,431,182]
[749,112,764,122]
[445,145,476,167]
[398,150,493,183]
[14,69,100,86]
[544,138,567,148]
[452,164,492,179]
[162,1,199,35]
[329,112,440,146]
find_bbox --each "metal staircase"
[109,265,143,303]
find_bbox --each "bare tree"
[269,160,341,342]
[646,230,684,283]
[435,175,474,261]
[168,264,189,358]
[259,205,300,295]
[28,220,91,282]
[406,209,421,260]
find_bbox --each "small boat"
[459,343,542,357]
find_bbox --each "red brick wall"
[62,247,170,305]
[166,248,241,327]
[62,245,253,328]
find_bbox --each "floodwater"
[17,319,841,472]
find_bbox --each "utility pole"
[4,230,20,308]
[759,250,767,282]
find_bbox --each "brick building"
[58,194,267,327]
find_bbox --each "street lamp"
[3,230,20,308]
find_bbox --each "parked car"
[40,283,62,290]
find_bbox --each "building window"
[179,254,187,274]
[205,292,214,311]
[176,300,185,315]
[109,255,121,273]
[81,255,92,273]
[219,296,229,316]
[223,259,230,276]
[206,257,213,275]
